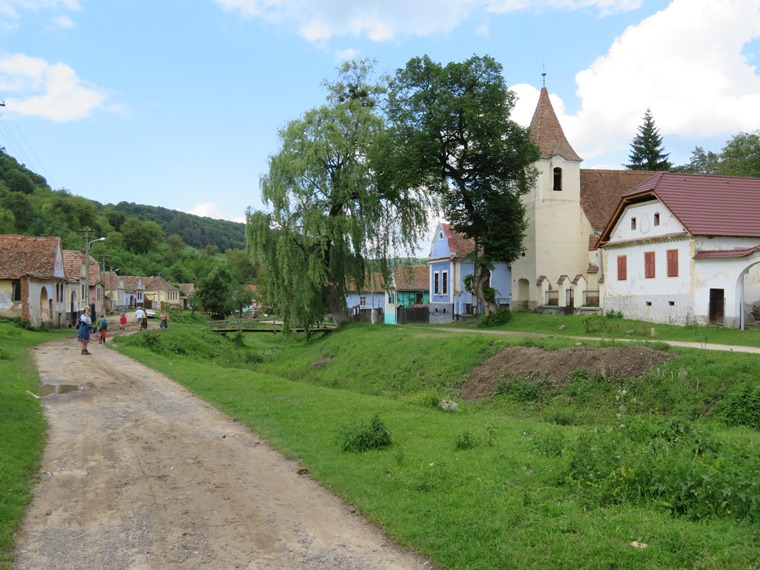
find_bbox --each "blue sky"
[1,0,759,230]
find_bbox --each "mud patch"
[459,345,676,401]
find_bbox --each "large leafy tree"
[676,131,760,178]
[383,54,539,314]
[248,60,431,330]
[626,108,672,171]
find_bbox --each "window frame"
[666,249,679,277]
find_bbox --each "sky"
[1,0,759,233]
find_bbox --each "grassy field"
[3,316,760,569]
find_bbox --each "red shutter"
[667,250,678,277]
[645,252,656,278]
[617,256,627,280]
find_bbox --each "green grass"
[5,316,760,569]
[439,311,760,347]
[110,321,760,569]
[0,323,68,570]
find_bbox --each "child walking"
[119,310,127,330]
[97,314,109,344]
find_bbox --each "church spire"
[529,87,581,162]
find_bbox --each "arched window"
[553,167,562,191]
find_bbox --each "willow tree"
[384,55,539,314]
[247,60,431,330]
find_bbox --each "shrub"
[721,385,760,430]
[478,308,512,328]
[454,430,479,450]
[338,414,392,453]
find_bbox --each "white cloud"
[0,0,80,20]
[512,0,760,165]
[213,0,642,42]
[486,0,641,16]
[49,13,74,28]
[335,48,359,63]
[0,54,106,121]
[188,202,245,223]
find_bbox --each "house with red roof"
[428,222,511,323]
[0,234,67,327]
[383,265,429,324]
[510,87,656,311]
[597,172,760,328]
[62,250,105,321]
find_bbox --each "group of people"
[77,307,168,355]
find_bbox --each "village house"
[428,222,511,323]
[597,172,760,328]
[102,270,127,313]
[0,234,67,327]
[142,276,182,309]
[62,250,105,319]
[383,265,429,325]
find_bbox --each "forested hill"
[109,202,245,252]
[0,148,245,252]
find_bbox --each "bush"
[478,308,512,328]
[721,385,760,430]
[338,414,392,453]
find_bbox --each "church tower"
[511,86,586,310]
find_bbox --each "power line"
[0,99,50,181]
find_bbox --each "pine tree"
[626,108,672,171]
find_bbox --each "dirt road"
[13,337,432,570]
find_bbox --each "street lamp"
[83,237,105,312]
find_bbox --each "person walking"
[97,313,109,344]
[77,307,93,355]
[160,311,168,329]
[135,306,145,330]
[119,310,127,330]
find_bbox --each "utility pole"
[80,229,105,314]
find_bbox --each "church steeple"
[529,87,581,162]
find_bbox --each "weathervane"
[542,64,546,87]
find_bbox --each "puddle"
[39,384,87,397]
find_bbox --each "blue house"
[345,273,385,321]
[428,223,512,323]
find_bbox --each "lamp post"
[83,236,105,313]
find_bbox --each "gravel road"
[13,336,432,570]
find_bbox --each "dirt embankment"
[459,345,675,401]
[13,337,432,570]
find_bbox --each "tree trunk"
[325,282,349,328]
[471,265,498,315]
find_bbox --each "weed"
[455,430,479,450]
[338,414,392,453]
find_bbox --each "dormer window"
[631,217,637,230]
[553,167,562,191]
[654,212,660,226]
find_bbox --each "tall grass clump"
[477,307,512,328]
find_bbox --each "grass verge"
[0,324,67,569]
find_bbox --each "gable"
[604,199,687,245]
[429,223,475,260]
[0,234,63,279]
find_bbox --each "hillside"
[0,148,245,252]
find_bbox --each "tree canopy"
[626,108,672,171]
[383,54,539,313]
[674,131,760,178]
[248,60,432,330]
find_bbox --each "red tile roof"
[623,173,760,237]
[440,223,476,259]
[580,169,659,232]
[694,245,760,259]
[393,265,428,290]
[0,234,62,279]
[529,87,581,161]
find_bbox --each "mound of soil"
[459,345,676,401]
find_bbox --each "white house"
[597,172,760,328]
[511,86,657,311]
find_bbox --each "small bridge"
[209,318,335,335]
